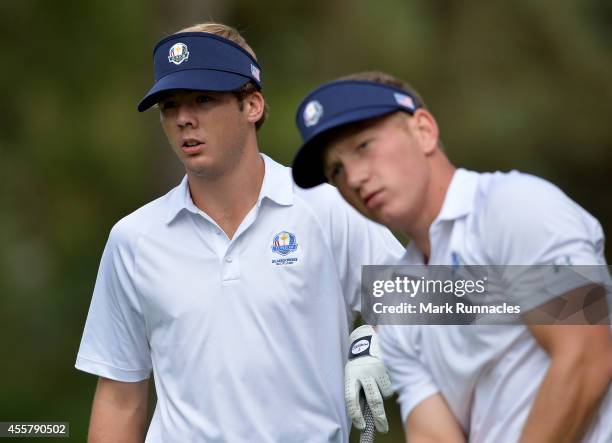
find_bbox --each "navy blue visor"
[292,80,421,189]
[138,32,262,112]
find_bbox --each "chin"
[363,209,389,228]
[375,209,404,231]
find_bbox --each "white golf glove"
[345,324,393,433]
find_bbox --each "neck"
[402,153,456,261]
[187,146,265,239]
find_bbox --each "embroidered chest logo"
[272,231,298,256]
[271,231,298,266]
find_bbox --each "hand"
[345,325,393,433]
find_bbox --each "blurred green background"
[1,0,610,441]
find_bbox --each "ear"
[411,109,439,155]
[243,91,265,124]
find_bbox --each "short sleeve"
[378,325,440,425]
[75,222,152,381]
[481,173,608,311]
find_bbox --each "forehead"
[322,113,403,159]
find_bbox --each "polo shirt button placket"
[222,250,240,282]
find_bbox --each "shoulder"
[476,170,561,213]
[477,170,594,230]
[293,183,387,241]
[294,182,404,261]
[293,182,370,224]
[293,182,345,211]
[107,188,176,250]
[293,183,348,230]
[474,170,604,264]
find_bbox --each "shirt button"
[225,256,233,263]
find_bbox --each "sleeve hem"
[399,385,440,426]
[75,355,151,382]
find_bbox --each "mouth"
[181,138,205,154]
[363,190,384,210]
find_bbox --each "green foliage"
[1,1,610,441]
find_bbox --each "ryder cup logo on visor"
[271,231,298,256]
[303,100,323,127]
[394,92,415,110]
[168,43,190,65]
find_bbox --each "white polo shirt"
[76,154,403,443]
[379,168,611,443]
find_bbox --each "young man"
[291,72,612,442]
[75,26,403,442]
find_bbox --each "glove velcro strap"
[348,335,373,360]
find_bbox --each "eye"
[160,100,177,111]
[326,163,344,184]
[356,139,373,151]
[195,95,214,104]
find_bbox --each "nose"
[345,158,369,192]
[176,102,197,128]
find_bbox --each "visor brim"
[137,69,253,112]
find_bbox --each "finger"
[345,377,365,430]
[376,372,394,398]
[362,376,388,433]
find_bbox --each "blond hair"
[179,22,257,60]
[177,22,267,130]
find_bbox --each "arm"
[405,394,465,443]
[377,325,465,442]
[518,324,612,443]
[88,377,150,443]
[481,176,611,441]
